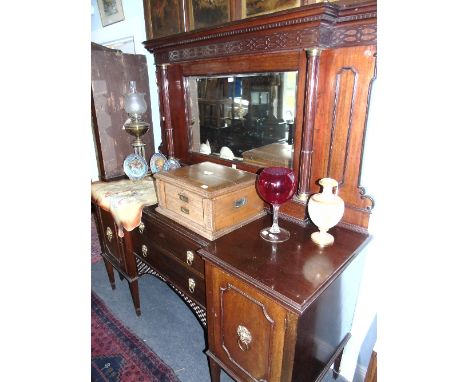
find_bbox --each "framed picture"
[97,0,125,27]
[244,0,301,18]
[143,0,184,40]
[189,0,230,31]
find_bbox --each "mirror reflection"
[187,72,298,168]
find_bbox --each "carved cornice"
[144,1,377,62]
[154,13,334,51]
[337,11,377,23]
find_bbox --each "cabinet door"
[97,207,125,267]
[206,263,291,382]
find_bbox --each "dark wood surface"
[201,213,369,382]
[94,204,141,315]
[132,207,208,308]
[94,202,370,381]
[200,214,370,314]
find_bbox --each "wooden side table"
[91,177,158,316]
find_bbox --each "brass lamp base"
[124,120,150,138]
[124,118,150,159]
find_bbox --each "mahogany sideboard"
[92,2,377,380]
[94,203,370,382]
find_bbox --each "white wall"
[91,0,161,181]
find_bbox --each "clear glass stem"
[270,204,280,233]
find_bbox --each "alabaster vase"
[307,178,344,247]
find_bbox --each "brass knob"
[186,250,194,266]
[138,222,145,234]
[142,244,148,257]
[237,325,252,351]
[188,278,195,293]
[106,227,113,242]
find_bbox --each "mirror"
[187,72,298,168]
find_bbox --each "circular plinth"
[311,231,334,247]
[260,227,290,243]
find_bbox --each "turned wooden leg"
[208,358,221,382]
[103,259,116,290]
[128,280,141,316]
[333,348,344,379]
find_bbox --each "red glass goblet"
[256,167,296,243]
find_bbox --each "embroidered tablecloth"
[91,177,158,236]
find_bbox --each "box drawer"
[164,183,204,225]
[133,215,205,276]
[134,240,206,308]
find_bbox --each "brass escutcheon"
[180,206,190,214]
[106,227,113,242]
[186,250,194,266]
[188,278,195,293]
[142,244,148,257]
[237,325,252,351]
[233,197,247,208]
[138,222,145,234]
[178,193,189,203]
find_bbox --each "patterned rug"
[92,213,103,264]
[91,292,181,382]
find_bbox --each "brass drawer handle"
[180,206,190,214]
[138,222,145,234]
[141,244,148,257]
[188,278,195,293]
[186,250,194,266]
[178,193,189,203]
[106,227,113,242]
[237,325,252,351]
[233,197,247,208]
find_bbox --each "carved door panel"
[310,45,376,228]
[206,263,292,381]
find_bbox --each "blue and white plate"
[163,157,181,171]
[149,152,167,174]
[123,153,148,180]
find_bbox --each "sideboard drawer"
[206,263,289,381]
[133,215,205,276]
[134,240,206,308]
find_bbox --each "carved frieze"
[167,27,323,62]
[331,23,377,47]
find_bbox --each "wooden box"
[154,162,266,240]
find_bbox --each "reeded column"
[297,47,322,201]
[157,64,175,158]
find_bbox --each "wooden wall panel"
[310,45,376,229]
